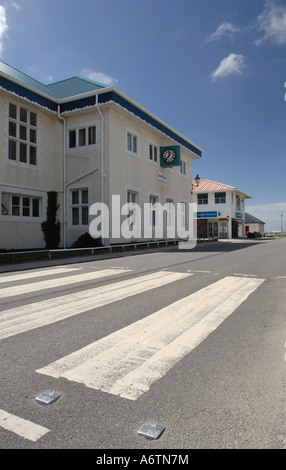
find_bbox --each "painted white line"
[233,273,258,278]
[0,409,49,442]
[37,276,264,401]
[0,271,191,340]
[274,276,286,279]
[0,266,81,284]
[187,270,213,273]
[0,268,131,299]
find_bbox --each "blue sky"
[0,0,286,231]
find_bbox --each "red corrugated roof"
[192,179,236,192]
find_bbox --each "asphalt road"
[0,238,285,451]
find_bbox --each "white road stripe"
[0,409,49,442]
[0,266,81,284]
[0,268,131,299]
[0,271,191,340]
[37,276,264,401]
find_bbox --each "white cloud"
[210,53,245,81]
[255,0,286,45]
[80,68,118,87]
[208,22,240,42]
[0,5,8,56]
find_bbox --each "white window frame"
[126,129,140,158]
[7,102,38,167]
[180,160,187,176]
[70,188,89,227]
[68,123,97,150]
[1,191,42,220]
[148,142,159,164]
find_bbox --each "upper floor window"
[127,131,138,156]
[68,126,96,149]
[236,195,241,211]
[180,160,186,175]
[215,192,226,204]
[149,143,158,163]
[198,193,208,205]
[8,103,38,166]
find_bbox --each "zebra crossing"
[1,264,265,440]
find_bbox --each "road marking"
[0,409,49,442]
[37,276,264,401]
[0,271,191,340]
[0,268,132,299]
[233,273,258,278]
[0,266,81,284]
[274,276,286,279]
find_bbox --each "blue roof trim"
[0,75,57,111]
[60,95,96,113]
[98,91,202,157]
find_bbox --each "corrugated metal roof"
[0,60,57,97]
[0,60,107,99]
[245,213,265,224]
[46,76,107,99]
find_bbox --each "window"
[236,195,241,211]
[149,195,159,228]
[149,144,158,163]
[71,189,89,226]
[198,194,208,205]
[180,160,186,175]
[166,199,175,230]
[126,190,139,232]
[68,126,96,149]
[127,131,138,155]
[8,103,38,165]
[1,192,40,218]
[215,192,226,204]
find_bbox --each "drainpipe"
[57,105,67,249]
[95,94,106,243]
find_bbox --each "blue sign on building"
[197,211,217,218]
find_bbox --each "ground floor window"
[71,189,89,226]
[1,192,41,218]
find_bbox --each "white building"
[192,178,252,239]
[245,213,265,236]
[0,60,202,250]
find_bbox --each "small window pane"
[20,143,27,162]
[12,196,20,216]
[9,103,17,119]
[81,190,88,204]
[1,193,9,215]
[72,207,79,225]
[30,112,37,127]
[88,126,96,145]
[30,128,37,143]
[8,140,17,160]
[81,207,88,225]
[79,128,86,146]
[20,107,27,123]
[23,198,30,217]
[72,191,79,205]
[69,130,76,148]
[30,146,37,165]
[32,199,39,217]
[20,125,27,141]
[133,136,137,153]
[9,121,17,137]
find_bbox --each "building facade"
[245,213,265,236]
[0,60,202,250]
[192,179,251,239]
